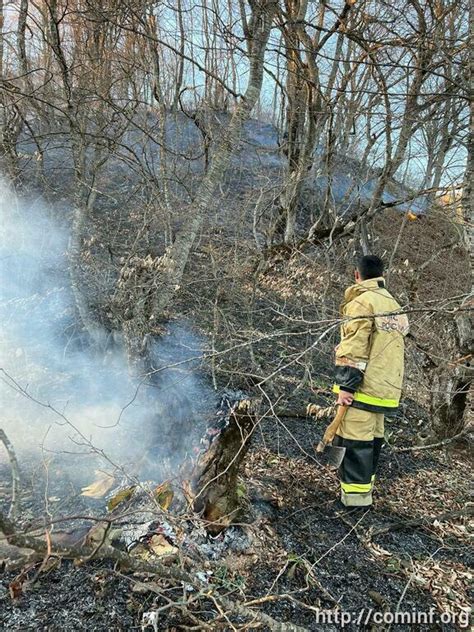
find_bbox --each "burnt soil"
[1,409,472,631]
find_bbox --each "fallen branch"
[393,425,473,452]
[134,579,309,631]
[305,404,335,419]
[0,515,309,631]
[272,403,335,419]
[218,594,309,632]
[370,506,473,537]
[0,429,21,520]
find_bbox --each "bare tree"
[113,0,278,368]
[0,0,469,443]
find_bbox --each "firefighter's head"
[355,255,384,283]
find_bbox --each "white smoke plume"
[0,178,215,483]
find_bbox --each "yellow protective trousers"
[333,407,384,507]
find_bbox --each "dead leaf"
[9,578,24,599]
[182,479,195,505]
[148,534,178,558]
[81,471,115,499]
[107,486,136,511]
[153,481,174,511]
[130,543,152,561]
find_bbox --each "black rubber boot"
[333,435,374,507]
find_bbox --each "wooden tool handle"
[316,405,347,452]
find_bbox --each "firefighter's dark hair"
[357,255,384,280]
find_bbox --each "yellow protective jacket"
[333,277,409,415]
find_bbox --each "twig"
[301,559,339,605]
[27,529,54,587]
[122,574,215,630]
[80,521,112,563]
[308,509,370,571]
[389,548,442,631]
[218,594,310,632]
[208,592,239,631]
[0,429,21,520]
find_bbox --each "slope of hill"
[0,117,471,631]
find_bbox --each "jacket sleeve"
[335,296,373,393]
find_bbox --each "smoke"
[0,178,215,483]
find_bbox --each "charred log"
[192,392,258,534]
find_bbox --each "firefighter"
[333,255,409,507]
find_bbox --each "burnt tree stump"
[192,393,258,534]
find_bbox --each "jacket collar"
[343,277,386,303]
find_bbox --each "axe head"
[314,441,346,468]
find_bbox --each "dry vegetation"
[0,0,472,630]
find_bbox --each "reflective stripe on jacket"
[334,277,409,414]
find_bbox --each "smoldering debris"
[0,178,216,482]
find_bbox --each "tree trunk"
[192,395,257,534]
[429,155,473,440]
[429,300,472,440]
[68,205,103,345]
[119,1,277,357]
[151,2,276,318]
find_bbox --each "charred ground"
[1,410,472,630]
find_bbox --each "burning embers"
[80,390,258,561]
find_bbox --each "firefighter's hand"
[337,390,354,406]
